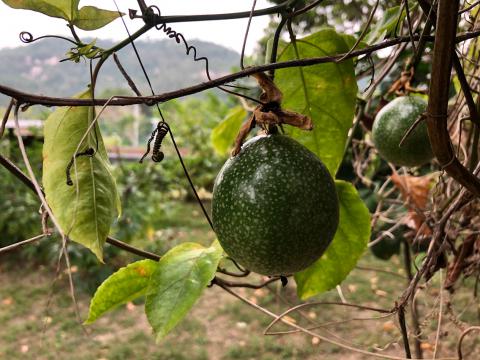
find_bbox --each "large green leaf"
[294,180,370,300]
[42,89,121,261]
[73,6,123,31]
[2,0,79,20]
[275,28,357,175]
[85,260,159,324]
[145,241,223,341]
[210,106,247,156]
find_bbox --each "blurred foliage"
[0,135,44,254]
[256,0,401,60]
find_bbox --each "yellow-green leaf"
[210,106,247,155]
[2,0,79,20]
[85,260,159,324]
[145,240,223,341]
[275,28,358,175]
[42,89,121,261]
[73,6,123,31]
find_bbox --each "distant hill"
[0,37,240,104]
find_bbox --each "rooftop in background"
[3,119,164,162]
[4,119,43,137]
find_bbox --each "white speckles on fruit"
[372,96,433,167]
[212,134,339,276]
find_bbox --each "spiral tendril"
[19,31,79,46]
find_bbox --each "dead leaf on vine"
[232,72,313,156]
[390,172,433,209]
[390,171,434,235]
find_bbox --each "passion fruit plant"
[1,0,480,358]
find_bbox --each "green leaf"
[145,240,223,341]
[2,0,79,20]
[85,260,159,324]
[210,106,247,155]
[294,180,370,300]
[73,6,123,31]
[275,28,358,175]
[364,5,406,44]
[42,89,121,262]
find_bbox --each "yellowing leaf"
[42,89,121,261]
[73,6,123,31]
[85,260,159,324]
[211,106,247,156]
[275,29,357,175]
[145,240,223,341]
[2,0,79,20]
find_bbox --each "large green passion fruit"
[372,96,433,167]
[212,134,339,276]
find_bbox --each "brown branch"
[113,53,142,96]
[398,306,412,358]
[0,154,37,193]
[403,241,423,359]
[0,234,48,255]
[417,0,480,128]
[453,54,480,126]
[426,0,480,197]
[457,326,480,359]
[2,31,480,107]
[106,236,160,261]
[212,276,282,289]
[0,98,14,138]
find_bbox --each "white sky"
[0,0,272,54]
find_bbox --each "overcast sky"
[0,0,272,54]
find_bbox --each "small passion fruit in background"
[372,96,433,167]
[212,134,339,276]
[369,221,405,260]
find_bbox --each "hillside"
[0,37,239,104]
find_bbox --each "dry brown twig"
[232,72,312,155]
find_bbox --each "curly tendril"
[19,31,79,46]
[146,5,263,105]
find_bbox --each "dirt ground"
[1,252,479,360]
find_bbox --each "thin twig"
[106,236,160,261]
[0,234,48,255]
[399,306,413,358]
[213,276,282,289]
[113,53,142,96]
[457,326,480,359]
[459,0,480,14]
[433,270,444,358]
[0,154,37,193]
[240,0,257,70]
[404,0,417,54]
[0,98,14,138]
[355,265,408,279]
[218,283,454,360]
[13,103,85,332]
[336,0,379,63]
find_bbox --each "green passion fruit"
[212,134,339,276]
[372,96,433,167]
[369,222,405,260]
